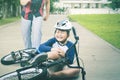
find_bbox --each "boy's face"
[55,29,68,43]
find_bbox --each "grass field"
[68,14,120,49]
[0,17,20,26]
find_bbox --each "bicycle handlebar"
[72,27,79,41]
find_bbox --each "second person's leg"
[21,17,32,48]
[32,16,43,49]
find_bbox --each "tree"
[0,0,20,18]
[0,0,59,18]
[50,0,57,14]
[109,0,120,11]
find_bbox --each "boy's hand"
[51,48,65,57]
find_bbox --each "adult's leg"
[21,17,32,48]
[32,16,43,49]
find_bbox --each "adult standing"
[20,0,50,49]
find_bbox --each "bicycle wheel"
[0,67,47,80]
[1,48,36,65]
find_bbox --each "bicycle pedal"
[11,51,22,61]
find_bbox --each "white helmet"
[54,19,72,30]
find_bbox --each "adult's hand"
[43,0,50,21]
[43,15,49,21]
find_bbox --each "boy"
[31,19,80,79]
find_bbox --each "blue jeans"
[21,16,43,49]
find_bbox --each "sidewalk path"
[0,15,120,80]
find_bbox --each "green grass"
[0,17,20,26]
[68,14,120,49]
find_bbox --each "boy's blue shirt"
[37,37,75,64]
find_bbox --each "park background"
[0,0,120,50]
[0,0,120,80]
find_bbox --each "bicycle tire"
[1,48,36,65]
[0,67,47,80]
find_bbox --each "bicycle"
[0,27,86,80]
[1,48,36,67]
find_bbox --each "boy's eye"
[57,31,65,34]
